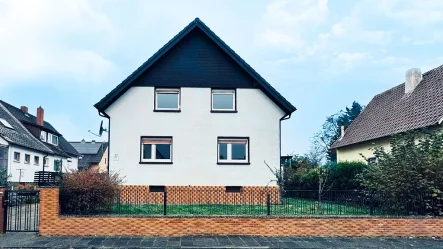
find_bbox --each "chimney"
[91,140,95,144]
[36,106,44,126]
[20,106,28,113]
[405,68,422,94]
[340,125,345,139]
[81,139,85,143]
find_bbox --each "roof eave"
[94,18,296,115]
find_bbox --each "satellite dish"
[88,120,108,137]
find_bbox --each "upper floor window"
[13,152,20,162]
[217,137,249,164]
[212,89,236,112]
[50,134,58,145]
[24,154,30,164]
[140,136,173,164]
[155,88,180,111]
[40,131,47,142]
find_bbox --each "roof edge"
[94,18,296,115]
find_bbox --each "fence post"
[0,189,6,234]
[266,193,271,216]
[163,191,167,216]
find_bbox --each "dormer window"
[211,89,236,112]
[51,134,58,145]
[40,131,47,142]
[0,118,14,129]
[154,88,180,112]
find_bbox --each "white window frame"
[217,137,249,164]
[140,137,173,163]
[13,152,20,162]
[24,154,30,164]
[155,88,180,111]
[212,89,236,111]
[51,134,58,146]
[40,131,47,142]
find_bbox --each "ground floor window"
[217,137,249,164]
[140,136,173,164]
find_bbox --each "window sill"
[217,162,250,165]
[153,110,181,113]
[34,164,39,166]
[139,161,173,164]
[13,160,20,163]
[24,162,30,165]
[211,110,237,113]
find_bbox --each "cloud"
[0,0,117,86]
[378,0,443,25]
[255,0,329,51]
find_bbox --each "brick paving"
[0,233,442,248]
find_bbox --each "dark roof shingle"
[70,142,108,169]
[0,100,79,157]
[332,65,443,149]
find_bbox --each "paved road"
[0,233,442,248]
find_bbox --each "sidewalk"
[0,233,442,248]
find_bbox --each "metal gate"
[3,190,40,232]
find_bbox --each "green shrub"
[359,131,443,215]
[331,161,367,190]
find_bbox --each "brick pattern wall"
[0,188,5,234]
[40,188,443,237]
[119,186,280,205]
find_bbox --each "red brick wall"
[119,186,280,205]
[0,188,5,234]
[40,188,443,237]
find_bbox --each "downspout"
[42,154,49,172]
[279,113,291,192]
[98,110,110,174]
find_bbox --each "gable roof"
[69,141,108,169]
[0,100,79,157]
[331,64,443,149]
[94,18,296,115]
[0,103,53,154]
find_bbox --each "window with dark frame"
[34,156,39,165]
[212,89,236,112]
[155,88,180,111]
[13,152,20,162]
[217,137,249,164]
[141,137,173,163]
[24,154,30,164]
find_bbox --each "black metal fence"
[59,189,439,217]
[4,190,40,232]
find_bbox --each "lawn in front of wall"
[112,197,372,216]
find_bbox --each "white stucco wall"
[5,144,78,183]
[7,145,47,182]
[107,87,285,186]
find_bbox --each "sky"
[1,0,443,155]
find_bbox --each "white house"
[94,18,296,187]
[0,101,79,184]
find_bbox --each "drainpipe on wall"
[279,113,291,192]
[42,154,49,172]
[98,111,110,174]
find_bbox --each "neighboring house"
[94,18,296,186]
[0,100,79,183]
[331,65,443,163]
[70,140,108,172]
